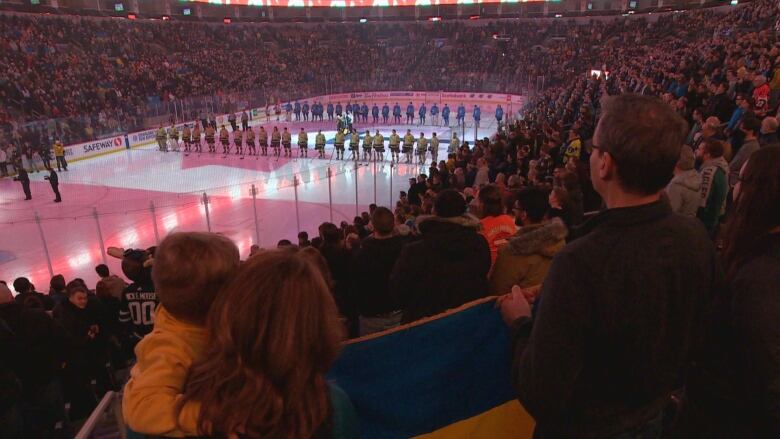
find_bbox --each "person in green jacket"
[362,130,373,162]
[373,130,384,162]
[696,138,729,236]
[315,130,326,159]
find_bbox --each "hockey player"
[449,131,460,154]
[259,126,269,156]
[430,103,439,126]
[382,103,390,124]
[182,125,191,153]
[349,129,360,161]
[315,129,326,159]
[282,127,292,157]
[302,102,310,122]
[294,101,301,121]
[284,102,293,121]
[373,130,384,162]
[246,126,256,155]
[334,129,345,160]
[442,104,451,126]
[192,123,202,153]
[336,102,343,117]
[416,132,428,165]
[495,105,504,130]
[406,102,414,124]
[298,128,309,158]
[389,129,401,163]
[419,103,427,126]
[271,127,281,157]
[205,124,216,153]
[372,104,380,124]
[430,132,439,165]
[156,125,167,152]
[361,103,369,123]
[362,129,373,161]
[457,103,466,127]
[219,125,230,155]
[473,105,481,129]
[327,103,335,121]
[234,127,244,156]
[403,129,414,163]
[393,103,402,124]
[169,125,180,152]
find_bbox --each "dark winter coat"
[391,214,491,324]
[0,303,66,387]
[511,200,720,438]
[53,300,98,369]
[352,235,411,317]
[679,234,780,438]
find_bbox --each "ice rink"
[0,117,497,288]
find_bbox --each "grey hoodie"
[665,169,701,218]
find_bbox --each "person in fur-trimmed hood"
[490,187,568,296]
[391,189,491,324]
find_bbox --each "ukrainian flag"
[328,297,535,438]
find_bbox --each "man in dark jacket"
[318,222,356,336]
[352,207,410,335]
[12,166,31,200]
[392,189,491,324]
[13,277,54,311]
[500,94,721,438]
[44,169,61,202]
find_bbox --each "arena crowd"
[2,0,780,437]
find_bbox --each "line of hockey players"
[155,124,461,166]
[283,102,504,129]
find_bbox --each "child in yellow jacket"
[122,232,240,437]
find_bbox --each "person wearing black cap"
[390,189,491,324]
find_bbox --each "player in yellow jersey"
[298,128,308,158]
[315,129,326,159]
[219,125,230,155]
[362,129,372,162]
[389,129,400,163]
[245,126,256,155]
[403,130,414,163]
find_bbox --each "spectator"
[12,277,53,310]
[48,274,67,306]
[477,184,517,265]
[392,189,491,324]
[176,249,358,438]
[696,139,729,236]
[318,222,355,335]
[489,187,567,295]
[501,94,720,438]
[729,116,761,187]
[759,116,779,147]
[94,263,126,299]
[679,146,780,437]
[53,284,99,420]
[298,231,311,248]
[123,232,240,437]
[665,145,701,217]
[352,207,410,336]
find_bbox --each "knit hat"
[434,189,467,218]
[677,145,695,171]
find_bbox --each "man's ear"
[597,150,616,182]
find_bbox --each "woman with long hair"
[177,248,358,439]
[678,146,780,437]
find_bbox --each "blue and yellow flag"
[328,298,535,439]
